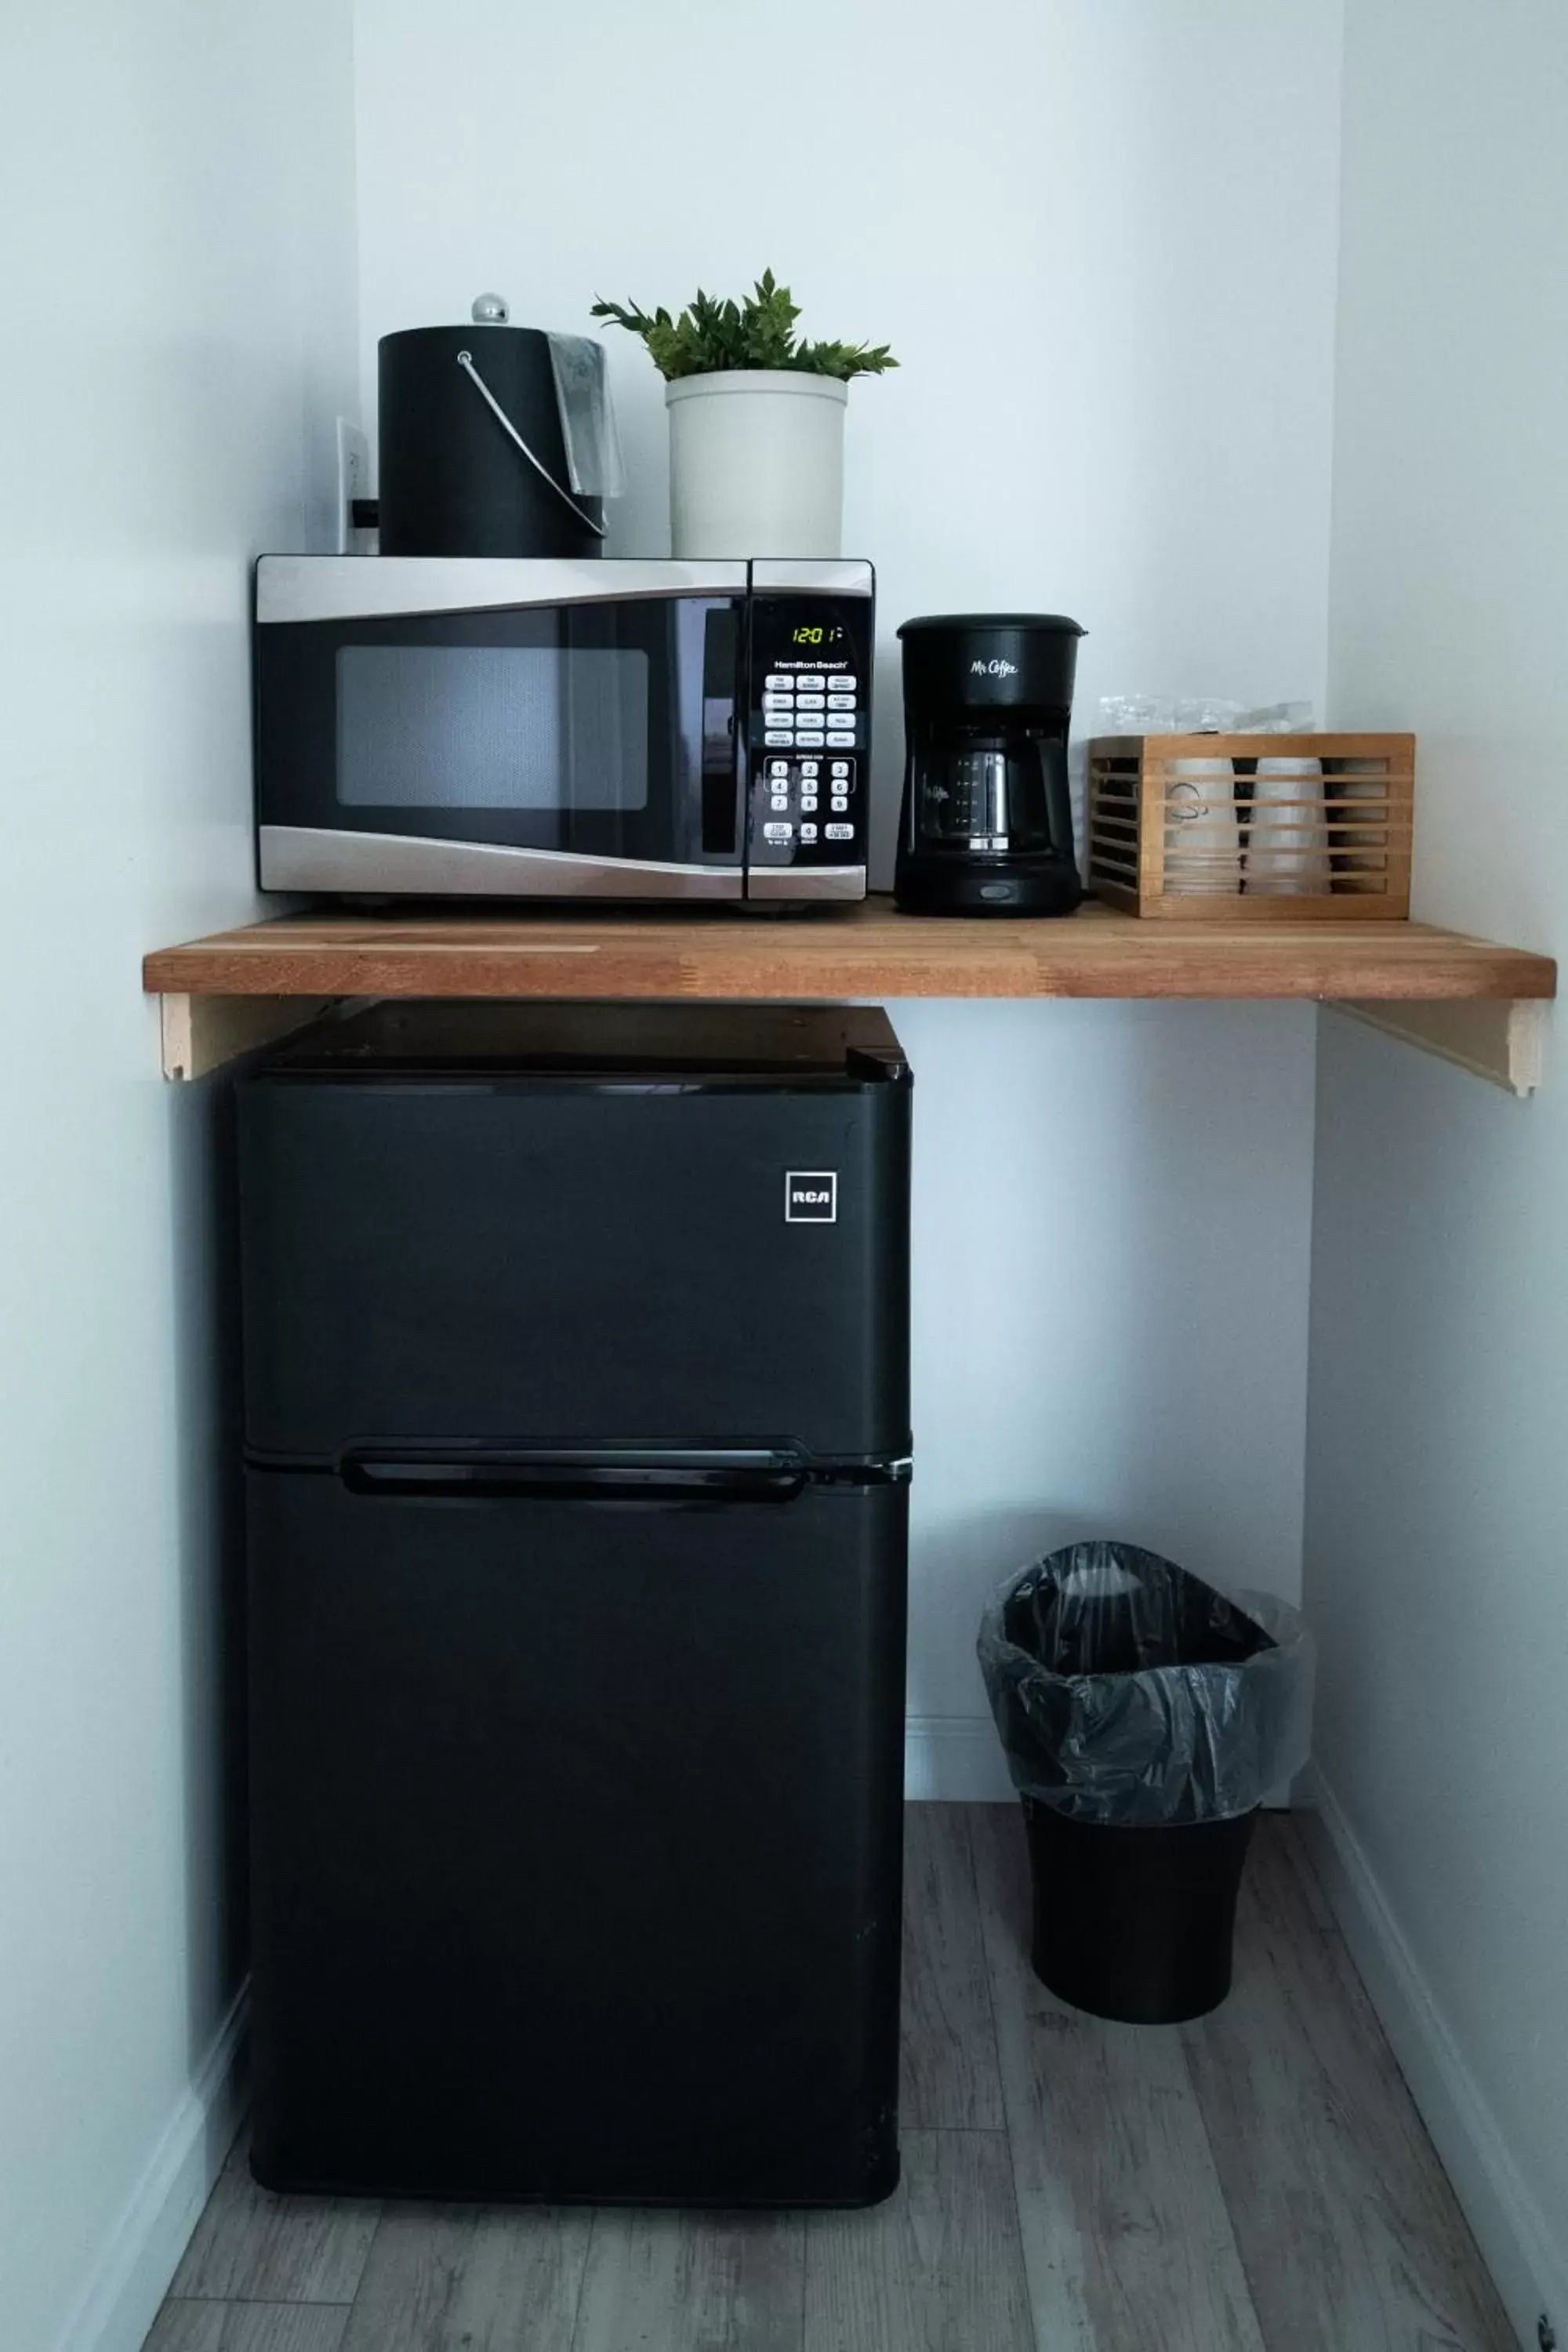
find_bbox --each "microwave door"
[253,571,747,898]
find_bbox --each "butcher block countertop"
[141,898,1555,1092]
[143,897,1555,1006]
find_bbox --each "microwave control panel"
[746,587,873,886]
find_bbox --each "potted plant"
[592,271,896,559]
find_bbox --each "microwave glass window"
[336,645,651,811]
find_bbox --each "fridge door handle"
[339,1453,808,1504]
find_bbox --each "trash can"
[977,1541,1314,2023]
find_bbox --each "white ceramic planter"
[665,370,847,558]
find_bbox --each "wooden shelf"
[143,898,1555,1091]
[144,897,1553,1005]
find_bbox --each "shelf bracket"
[1327,998,1548,1097]
[159,993,339,1081]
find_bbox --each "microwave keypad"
[753,659,861,860]
[746,588,872,877]
[756,753,858,852]
[761,670,859,752]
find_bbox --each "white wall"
[0,5,358,2347]
[354,0,1341,1786]
[1308,0,1568,2335]
[896,996,1316,1791]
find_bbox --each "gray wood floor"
[144,1808,1515,2352]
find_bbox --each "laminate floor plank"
[338,2202,592,2352]
[800,2127,1033,2352]
[1182,1817,1516,2352]
[143,2303,350,2352]
[149,1807,1516,2352]
[898,1802,1007,2131]
[170,2136,379,2304]
[570,2206,804,2352]
[971,1802,1265,2352]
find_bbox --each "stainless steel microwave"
[253,556,874,903]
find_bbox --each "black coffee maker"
[895,613,1086,916]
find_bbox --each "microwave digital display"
[336,644,651,811]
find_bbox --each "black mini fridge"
[237,1001,911,2207]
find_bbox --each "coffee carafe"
[894,613,1086,916]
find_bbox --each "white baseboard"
[1299,1769,1563,2351]
[905,1712,1014,1801]
[53,1984,249,2352]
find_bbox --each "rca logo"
[785,1171,838,1224]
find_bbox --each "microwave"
[253,557,874,903]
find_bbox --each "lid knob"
[470,292,510,325]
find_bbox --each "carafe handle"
[1041,737,1076,862]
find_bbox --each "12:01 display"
[789,622,845,646]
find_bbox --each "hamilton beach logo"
[785,1171,838,1224]
[971,657,1019,677]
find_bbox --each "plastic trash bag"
[977,1542,1315,1827]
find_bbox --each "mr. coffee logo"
[785,1170,838,1224]
[970,656,1019,677]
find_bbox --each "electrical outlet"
[335,418,371,554]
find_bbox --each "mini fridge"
[237,1001,911,2206]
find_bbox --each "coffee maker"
[894,613,1086,916]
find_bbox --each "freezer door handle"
[339,1453,808,1504]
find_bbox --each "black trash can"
[1022,1798,1258,2023]
[978,1542,1314,2024]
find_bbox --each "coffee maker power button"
[979,881,1017,901]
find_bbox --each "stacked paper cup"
[1243,755,1331,895]
[1164,757,1240,895]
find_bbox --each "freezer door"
[238,1071,909,1461]
[246,1467,907,2205]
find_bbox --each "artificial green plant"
[591,270,897,383]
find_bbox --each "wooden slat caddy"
[1086,734,1415,919]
